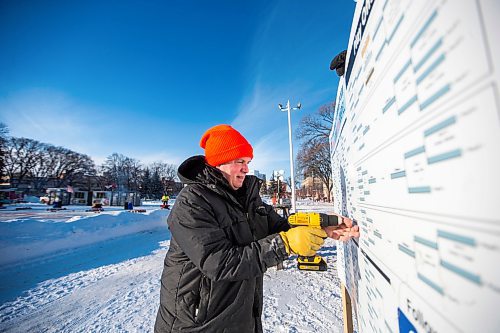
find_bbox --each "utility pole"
[278,100,301,213]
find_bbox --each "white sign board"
[330,0,500,332]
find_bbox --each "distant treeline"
[0,123,178,199]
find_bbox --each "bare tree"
[0,136,96,193]
[0,123,9,180]
[296,102,335,144]
[149,161,177,182]
[28,145,96,191]
[3,137,42,188]
[28,143,58,192]
[101,153,142,191]
[296,140,333,202]
[296,102,335,201]
[50,148,96,188]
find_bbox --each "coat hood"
[177,155,226,186]
[177,155,262,203]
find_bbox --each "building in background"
[248,170,266,181]
[300,172,330,201]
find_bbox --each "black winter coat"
[154,156,290,333]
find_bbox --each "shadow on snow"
[0,227,170,304]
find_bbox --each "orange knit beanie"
[200,124,254,166]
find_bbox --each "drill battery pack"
[297,255,328,271]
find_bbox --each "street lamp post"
[278,100,301,213]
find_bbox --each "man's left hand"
[323,214,360,241]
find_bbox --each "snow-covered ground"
[0,201,349,333]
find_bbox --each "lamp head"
[278,103,283,109]
[297,102,302,109]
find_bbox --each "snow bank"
[0,209,169,266]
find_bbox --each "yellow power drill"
[287,212,339,271]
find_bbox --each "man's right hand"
[279,227,327,257]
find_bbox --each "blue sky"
[0,0,355,179]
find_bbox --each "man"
[154,124,358,332]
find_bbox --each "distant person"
[161,194,169,208]
[127,202,133,210]
[53,197,62,209]
[154,124,359,332]
[91,200,103,211]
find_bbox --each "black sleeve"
[169,189,289,282]
[262,202,290,234]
